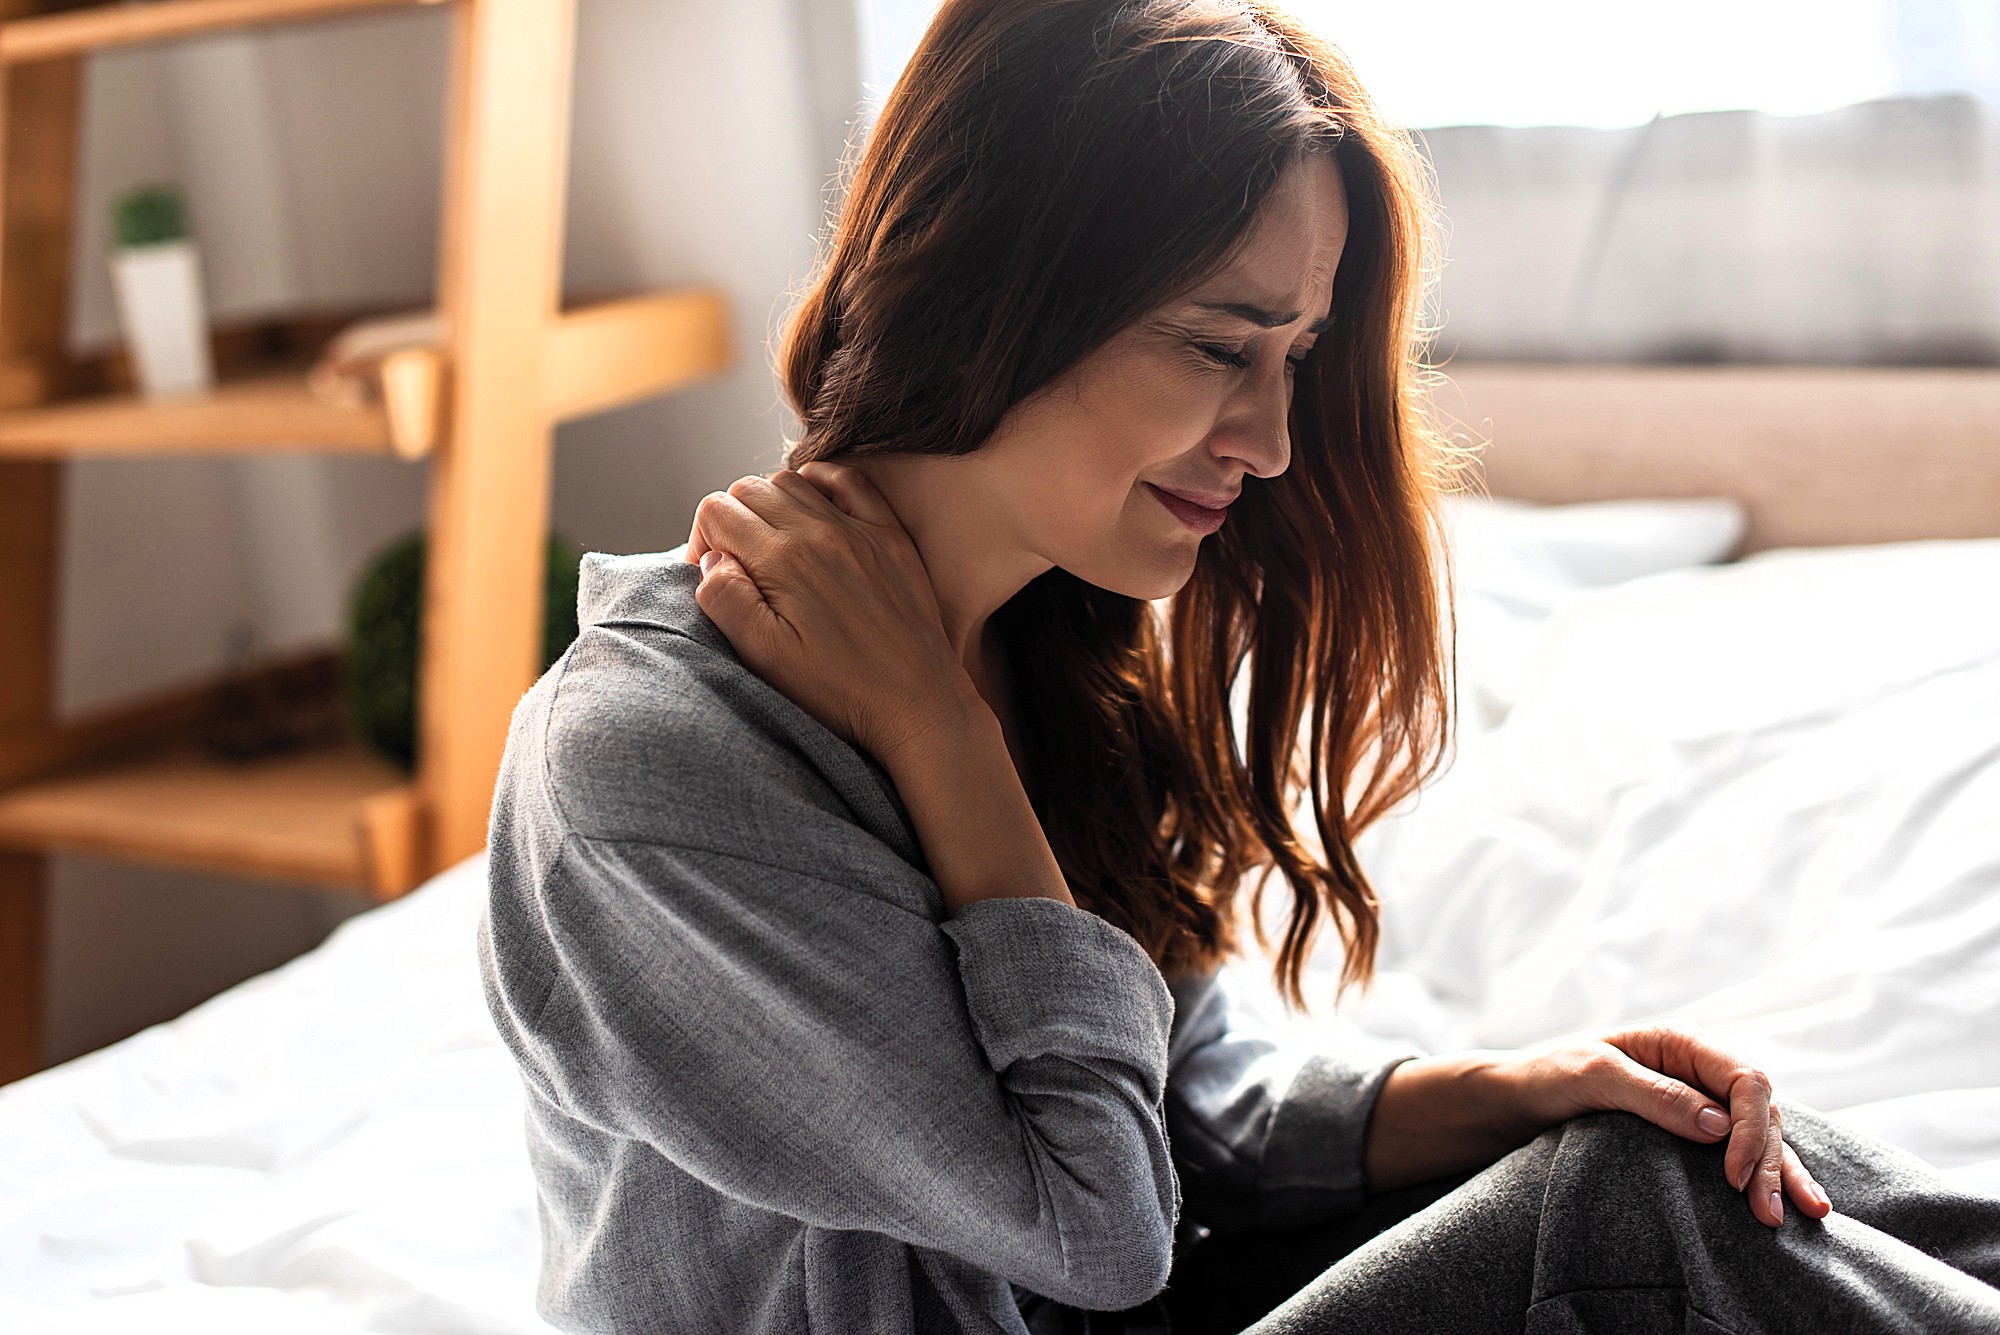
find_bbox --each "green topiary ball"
[345,530,583,771]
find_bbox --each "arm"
[481,828,1179,1312]
[685,462,1073,920]
[1361,1031,1835,1228]
[872,693,1075,915]
[516,461,1168,1303]
[1163,966,1413,1235]
[1361,1051,1544,1191]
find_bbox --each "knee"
[1552,1109,1721,1177]
[1558,1108,1680,1148]
[1768,1095,1844,1157]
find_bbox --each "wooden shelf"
[0,0,442,65]
[0,737,424,897]
[0,288,731,459]
[0,0,663,1080]
[0,370,396,458]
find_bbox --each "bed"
[4,364,1997,1332]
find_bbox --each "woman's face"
[975,152,1350,600]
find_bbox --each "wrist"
[868,681,994,776]
[1363,1050,1551,1192]
[1479,1049,1559,1146]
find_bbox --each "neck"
[842,453,1052,679]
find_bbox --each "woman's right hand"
[685,462,981,765]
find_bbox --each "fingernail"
[700,550,721,575]
[1813,1183,1830,1210]
[1769,1191,1783,1223]
[1697,1107,1729,1135]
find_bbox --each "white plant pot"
[109,239,215,399]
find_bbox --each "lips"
[1144,482,1233,535]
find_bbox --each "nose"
[1209,363,1292,480]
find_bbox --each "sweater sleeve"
[479,831,1180,1313]
[1162,966,1414,1235]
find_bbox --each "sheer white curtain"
[1423,95,2000,362]
[854,0,2000,128]
[828,0,2000,364]
[1275,0,2000,130]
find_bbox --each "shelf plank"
[0,645,343,789]
[0,285,730,458]
[542,287,732,423]
[0,0,442,64]
[0,738,415,893]
[0,371,395,456]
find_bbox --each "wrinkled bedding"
[1233,523,2000,1199]
[3,501,1995,1332]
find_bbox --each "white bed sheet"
[4,508,1996,1331]
[1232,534,2000,1198]
[0,853,551,1335]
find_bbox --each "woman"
[479,2,2000,1331]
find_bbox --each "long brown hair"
[780,0,1452,1010]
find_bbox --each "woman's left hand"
[1364,1028,1833,1227]
[1507,1024,1834,1228]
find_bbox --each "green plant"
[110,184,189,248]
[345,530,583,771]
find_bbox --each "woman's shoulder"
[521,545,907,857]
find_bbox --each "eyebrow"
[1193,299,1336,335]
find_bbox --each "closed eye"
[1199,341,1312,375]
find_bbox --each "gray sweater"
[478,547,1410,1334]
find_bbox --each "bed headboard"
[1429,363,2000,553]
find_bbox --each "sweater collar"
[575,545,729,656]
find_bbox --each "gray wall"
[44,0,833,1064]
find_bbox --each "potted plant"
[108,184,215,399]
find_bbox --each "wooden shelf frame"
[0,0,734,1080]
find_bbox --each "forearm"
[1362,1051,1544,1192]
[876,699,1075,916]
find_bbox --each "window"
[856,0,2000,129]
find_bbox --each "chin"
[1079,542,1200,601]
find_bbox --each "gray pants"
[1042,1099,2000,1334]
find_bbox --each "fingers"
[797,460,900,526]
[689,489,776,569]
[690,548,786,661]
[691,464,895,574]
[1602,1027,1832,1230]
[1590,1048,1733,1146]
[720,471,842,530]
[758,468,851,524]
[1747,1102,1787,1227]
[1714,1063,1771,1196]
[1604,1027,1776,1211]
[1782,1138,1832,1220]
[767,468,844,515]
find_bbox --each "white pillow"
[1441,494,1747,730]
[1225,494,1746,1046]
[1351,538,2000,1083]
